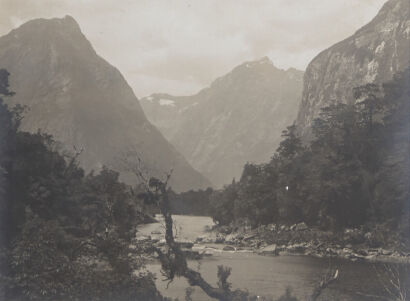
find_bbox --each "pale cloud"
[0,0,387,96]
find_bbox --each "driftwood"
[146,174,243,300]
[141,173,338,301]
[308,269,339,301]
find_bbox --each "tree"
[0,69,166,301]
[209,68,410,234]
[140,174,338,301]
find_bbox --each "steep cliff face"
[296,0,410,137]
[0,16,211,192]
[141,57,304,187]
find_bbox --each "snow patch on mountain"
[159,99,175,106]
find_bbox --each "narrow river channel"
[137,215,402,301]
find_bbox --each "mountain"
[296,0,410,137]
[0,16,211,192]
[141,57,304,187]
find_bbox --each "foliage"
[0,69,164,301]
[168,187,214,216]
[140,175,337,301]
[209,68,410,237]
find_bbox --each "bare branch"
[308,269,338,301]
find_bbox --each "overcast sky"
[0,0,386,97]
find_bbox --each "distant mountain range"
[296,0,410,137]
[0,0,406,192]
[0,16,211,192]
[141,57,304,187]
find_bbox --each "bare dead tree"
[137,173,339,301]
[308,268,339,301]
[374,263,408,301]
[62,145,84,177]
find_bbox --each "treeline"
[0,70,164,301]
[209,69,410,238]
[168,188,213,216]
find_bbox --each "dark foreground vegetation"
[0,69,165,300]
[208,69,410,251]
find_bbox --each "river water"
[137,215,404,301]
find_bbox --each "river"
[137,215,404,301]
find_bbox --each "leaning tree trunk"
[144,176,338,301]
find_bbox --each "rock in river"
[258,244,278,255]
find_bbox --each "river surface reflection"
[137,215,402,301]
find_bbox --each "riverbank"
[137,215,409,301]
[135,215,410,263]
[196,222,410,264]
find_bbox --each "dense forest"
[208,69,409,244]
[0,69,165,300]
[169,188,213,216]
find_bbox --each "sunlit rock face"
[296,0,410,138]
[0,16,211,192]
[141,57,304,187]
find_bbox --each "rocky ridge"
[296,0,410,138]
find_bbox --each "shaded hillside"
[0,16,211,192]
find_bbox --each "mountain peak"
[2,16,95,59]
[0,17,211,192]
[15,15,82,34]
[142,58,304,187]
[355,0,409,36]
[241,56,275,69]
[256,56,272,64]
[61,15,81,28]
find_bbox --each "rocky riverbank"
[196,223,410,264]
[135,217,410,264]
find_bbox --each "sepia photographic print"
[0,0,409,300]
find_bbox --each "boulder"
[136,235,150,242]
[259,244,278,255]
[295,222,308,231]
[202,250,213,257]
[219,226,232,234]
[196,234,213,243]
[175,240,194,249]
[344,228,365,244]
[181,249,202,260]
[243,233,258,241]
[236,234,244,240]
[380,249,393,256]
[215,235,225,244]
[356,249,368,256]
[287,243,306,253]
[325,248,337,255]
[267,224,276,231]
[225,234,237,244]
[223,246,236,251]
